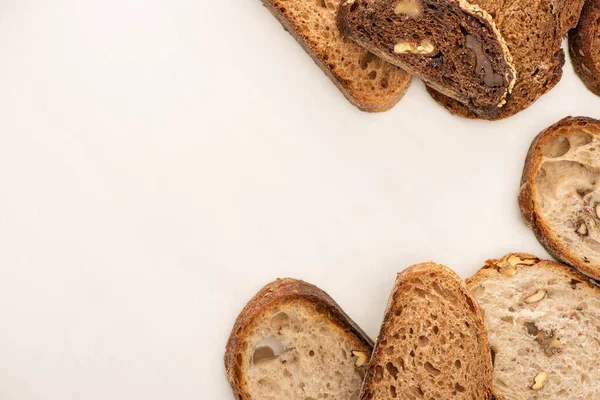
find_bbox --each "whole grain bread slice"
[337,0,516,115]
[467,253,600,400]
[360,263,494,400]
[519,117,600,281]
[569,0,600,97]
[427,0,585,120]
[262,0,411,112]
[224,278,373,400]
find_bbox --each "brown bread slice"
[519,117,600,280]
[360,263,494,400]
[468,253,600,400]
[337,0,516,115]
[427,0,585,120]
[569,0,600,97]
[224,278,373,400]
[262,0,411,112]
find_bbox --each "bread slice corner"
[224,278,373,400]
[569,0,600,97]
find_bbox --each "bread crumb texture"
[470,255,600,400]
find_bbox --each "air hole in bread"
[543,135,570,158]
[390,385,397,398]
[490,347,496,366]
[253,336,287,364]
[271,312,290,331]
[386,362,399,379]
[374,365,384,382]
[418,335,429,346]
[454,359,461,369]
[524,321,539,336]
[423,361,441,375]
[454,382,466,392]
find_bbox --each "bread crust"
[224,278,373,400]
[518,117,600,280]
[361,263,494,400]
[262,0,411,112]
[569,0,600,97]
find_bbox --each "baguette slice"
[337,0,516,115]
[427,0,584,120]
[569,0,600,97]
[360,263,494,400]
[224,278,373,400]
[262,0,411,112]
[519,117,600,280]
[467,253,600,400]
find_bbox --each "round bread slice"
[519,117,600,280]
[360,263,494,400]
[467,253,600,400]
[569,0,600,97]
[224,278,373,400]
[427,0,585,120]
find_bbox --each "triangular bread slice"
[262,0,411,112]
[569,0,600,97]
[337,0,516,115]
[427,0,584,120]
[519,117,600,280]
[467,253,600,399]
[224,278,373,400]
[360,263,494,400]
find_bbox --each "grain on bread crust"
[467,253,600,400]
[360,263,494,400]
[225,278,373,400]
[519,117,600,281]
[569,0,600,97]
[337,0,515,115]
[427,0,585,120]
[262,0,411,112]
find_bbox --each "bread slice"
[569,0,600,97]
[467,253,600,400]
[519,117,600,281]
[360,263,494,400]
[224,278,373,400]
[336,0,516,115]
[262,0,411,112]
[427,0,585,120]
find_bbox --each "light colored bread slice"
[262,0,411,112]
[519,117,600,281]
[224,278,373,400]
[360,263,494,400]
[467,253,600,400]
[337,0,516,116]
[569,0,600,97]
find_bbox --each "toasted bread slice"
[224,278,373,400]
[262,0,411,112]
[337,0,515,115]
[467,253,600,400]
[427,0,584,120]
[569,0,600,97]
[519,117,600,280]
[360,263,493,400]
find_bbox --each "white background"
[0,0,598,398]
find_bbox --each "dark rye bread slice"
[427,0,585,120]
[224,278,373,400]
[337,0,516,114]
[262,0,411,112]
[360,263,494,400]
[519,117,600,281]
[569,0,600,97]
[467,253,600,400]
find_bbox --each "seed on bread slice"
[427,0,585,120]
[224,278,373,400]
[519,117,600,280]
[360,263,494,400]
[570,0,600,97]
[337,0,516,115]
[467,253,600,400]
[262,0,411,112]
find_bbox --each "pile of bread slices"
[224,117,600,399]
[259,0,600,118]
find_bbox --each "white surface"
[0,0,598,399]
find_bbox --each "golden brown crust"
[569,0,600,97]
[262,0,411,112]
[224,278,373,400]
[518,117,600,280]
